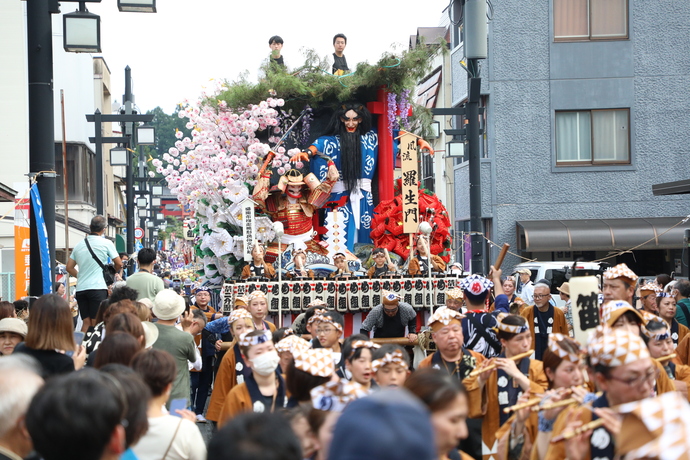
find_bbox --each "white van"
[511,261,605,307]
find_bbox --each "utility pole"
[123,66,136,255]
[464,0,487,274]
[27,0,59,295]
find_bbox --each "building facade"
[450,0,690,277]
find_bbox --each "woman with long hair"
[14,294,85,378]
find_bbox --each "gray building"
[449,0,690,277]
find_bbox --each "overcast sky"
[86,0,450,113]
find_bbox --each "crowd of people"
[2,217,690,460]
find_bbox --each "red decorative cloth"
[370,179,452,262]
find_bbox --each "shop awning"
[516,217,688,252]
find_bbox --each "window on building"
[421,152,434,192]
[555,109,630,165]
[554,0,628,41]
[55,143,97,206]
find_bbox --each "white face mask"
[250,350,280,376]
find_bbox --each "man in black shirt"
[269,35,285,68]
[360,291,418,342]
[332,33,349,75]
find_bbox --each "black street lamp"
[26,0,155,296]
[118,0,157,13]
[62,4,101,53]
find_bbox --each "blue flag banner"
[30,184,52,294]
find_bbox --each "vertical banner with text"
[400,132,419,233]
[14,195,30,299]
[241,198,256,261]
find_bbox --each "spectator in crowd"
[515,268,534,306]
[14,294,85,378]
[151,289,197,407]
[26,369,131,460]
[84,299,139,356]
[0,301,15,320]
[313,311,345,365]
[208,412,301,460]
[405,369,472,460]
[674,279,690,328]
[93,332,144,369]
[132,349,206,460]
[189,309,213,422]
[557,281,573,335]
[99,364,151,452]
[0,354,44,460]
[0,317,27,356]
[67,215,123,332]
[329,388,437,460]
[126,248,164,301]
[12,300,28,321]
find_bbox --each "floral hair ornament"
[275,334,310,354]
[310,379,370,413]
[445,288,464,300]
[247,290,268,302]
[228,308,253,325]
[311,314,343,332]
[603,263,639,283]
[459,274,494,296]
[600,300,644,327]
[548,333,581,363]
[238,330,273,348]
[427,306,465,331]
[348,340,381,358]
[372,349,407,373]
[615,391,690,460]
[586,325,650,368]
[496,313,530,334]
[307,309,328,326]
[293,348,335,377]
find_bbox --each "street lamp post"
[27,1,154,295]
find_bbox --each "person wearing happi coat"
[546,325,674,460]
[218,330,286,427]
[520,283,569,361]
[205,309,255,425]
[469,313,548,460]
[417,306,485,459]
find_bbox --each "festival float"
[157,43,457,334]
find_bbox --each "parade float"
[157,43,456,332]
